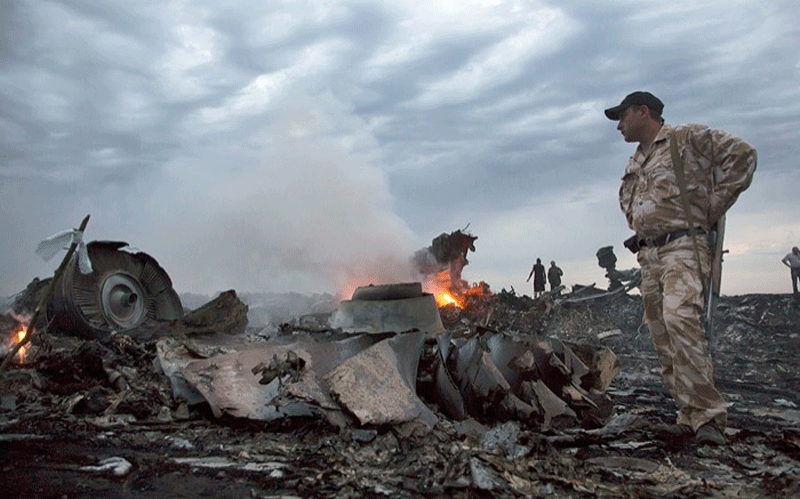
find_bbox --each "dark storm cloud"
[2,0,799,297]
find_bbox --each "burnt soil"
[2,291,799,498]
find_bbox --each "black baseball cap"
[604,91,664,120]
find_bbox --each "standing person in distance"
[548,261,563,294]
[526,258,546,298]
[781,246,800,297]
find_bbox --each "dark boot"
[694,421,726,446]
[652,423,694,443]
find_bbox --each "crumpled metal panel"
[161,320,616,430]
[434,331,613,427]
[154,337,206,405]
[178,333,378,422]
[432,332,467,420]
[548,338,590,385]
[525,379,577,427]
[453,336,512,419]
[325,331,438,430]
[485,333,529,394]
[532,339,577,394]
[181,345,315,421]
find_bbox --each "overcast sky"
[2,0,799,300]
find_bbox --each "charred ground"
[1,289,799,498]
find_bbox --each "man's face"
[616,105,645,143]
[793,247,799,254]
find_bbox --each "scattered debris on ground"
[1,276,799,498]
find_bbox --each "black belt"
[638,228,704,248]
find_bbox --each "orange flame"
[17,330,27,364]
[422,270,462,308]
[6,327,28,364]
[435,291,461,308]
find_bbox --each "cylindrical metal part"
[47,241,183,338]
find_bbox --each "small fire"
[4,326,29,365]
[436,291,461,308]
[16,329,27,364]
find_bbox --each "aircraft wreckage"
[154,282,618,434]
[2,232,618,436]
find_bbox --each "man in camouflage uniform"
[605,91,757,445]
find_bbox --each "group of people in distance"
[526,258,562,298]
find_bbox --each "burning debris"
[0,319,29,365]
[412,227,481,303]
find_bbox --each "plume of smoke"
[145,94,418,297]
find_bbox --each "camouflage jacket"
[619,123,757,238]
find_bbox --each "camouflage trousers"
[637,236,728,431]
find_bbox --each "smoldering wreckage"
[1,227,799,498]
